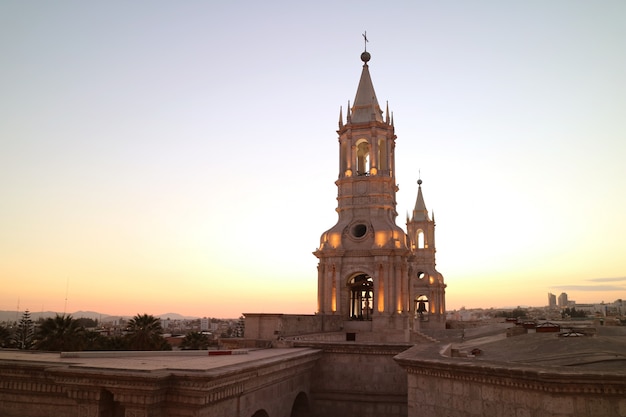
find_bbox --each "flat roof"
[464,332,626,371]
[0,348,319,375]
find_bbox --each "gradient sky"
[1,1,625,319]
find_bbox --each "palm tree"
[36,314,85,351]
[125,314,170,350]
[181,331,210,350]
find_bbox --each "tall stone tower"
[314,50,446,337]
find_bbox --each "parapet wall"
[243,313,344,340]
[395,344,626,417]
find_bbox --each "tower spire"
[412,178,430,221]
[350,50,383,124]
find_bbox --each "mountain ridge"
[0,310,202,323]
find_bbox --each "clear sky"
[1,1,625,319]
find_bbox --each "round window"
[351,224,367,238]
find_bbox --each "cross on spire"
[362,31,368,52]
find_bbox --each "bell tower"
[314,49,445,337]
[406,179,446,326]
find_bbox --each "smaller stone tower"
[406,179,446,327]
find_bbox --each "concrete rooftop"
[463,330,626,372]
[0,348,318,375]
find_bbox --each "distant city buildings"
[447,297,625,323]
[200,318,210,332]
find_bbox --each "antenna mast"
[63,277,69,315]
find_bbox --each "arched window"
[355,139,370,176]
[349,274,373,320]
[416,229,425,249]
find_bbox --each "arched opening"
[349,274,373,320]
[99,390,124,417]
[415,295,429,321]
[416,229,425,249]
[251,410,270,417]
[355,139,370,176]
[290,392,310,417]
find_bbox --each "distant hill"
[0,310,200,323]
[157,312,199,320]
[0,310,59,322]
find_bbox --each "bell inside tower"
[355,139,370,176]
[349,274,373,320]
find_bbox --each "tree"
[101,335,129,351]
[0,325,13,348]
[75,317,98,328]
[14,310,35,350]
[36,314,85,351]
[82,330,108,351]
[561,307,586,319]
[181,331,209,350]
[125,314,170,350]
[495,307,527,319]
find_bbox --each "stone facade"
[0,349,320,417]
[302,342,410,417]
[243,314,343,340]
[395,334,626,417]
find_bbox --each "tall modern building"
[313,50,446,335]
[548,292,557,308]
[558,292,568,307]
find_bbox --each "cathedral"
[313,49,446,338]
[2,47,625,417]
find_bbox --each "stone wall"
[295,341,411,417]
[243,313,344,340]
[395,345,626,417]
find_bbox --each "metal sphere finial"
[361,31,370,63]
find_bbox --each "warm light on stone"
[375,231,389,247]
[329,232,341,248]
